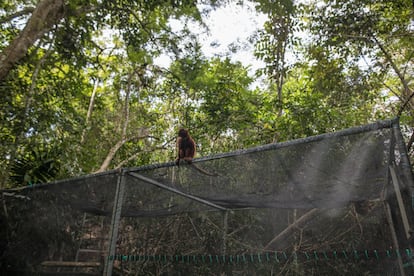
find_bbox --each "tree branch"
[0,7,35,25]
[264,209,319,250]
[397,90,414,117]
[372,36,414,112]
[0,0,65,82]
[115,143,166,169]
[407,130,414,153]
[95,132,149,173]
[80,79,99,145]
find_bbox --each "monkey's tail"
[190,163,218,176]
[176,159,218,176]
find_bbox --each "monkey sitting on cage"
[175,128,217,176]
[175,128,196,166]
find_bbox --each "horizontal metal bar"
[1,169,120,193]
[41,261,101,267]
[128,172,227,211]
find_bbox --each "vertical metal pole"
[393,121,414,193]
[103,169,126,276]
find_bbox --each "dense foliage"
[0,0,413,188]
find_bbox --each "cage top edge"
[126,117,398,173]
[2,118,398,191]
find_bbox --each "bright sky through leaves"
[155,1,267,73]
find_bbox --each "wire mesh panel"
[0,171,119,275]
[114,119,413,275]
[1,118,414,275]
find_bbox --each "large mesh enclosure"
[1,118,414,275]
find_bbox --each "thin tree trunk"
[0,0,65,81]
[373,36,413,110]
[95,133,148,173]
[95,70,146,173]
[96,139,128,173]
[80,80,99,144]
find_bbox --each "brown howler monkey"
[175,128,217,176]
[175,128,196,165]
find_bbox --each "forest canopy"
[0,0,413,188]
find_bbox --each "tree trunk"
[80,80,99,144]
[95,70,148,173]
[373,36,414,112]
[95,133,148,173]
[96,139,128,173]
[0,0,65,82]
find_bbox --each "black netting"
[0,172,118,275]
[1,118,414,275]
[131,128,390,209]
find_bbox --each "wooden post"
[389,166,411,239]
[383,202,406,276]
[222,210,229,256]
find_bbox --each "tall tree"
[254,0,297,118]
[306,0,414,119]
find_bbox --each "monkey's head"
[178,128,189,138]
